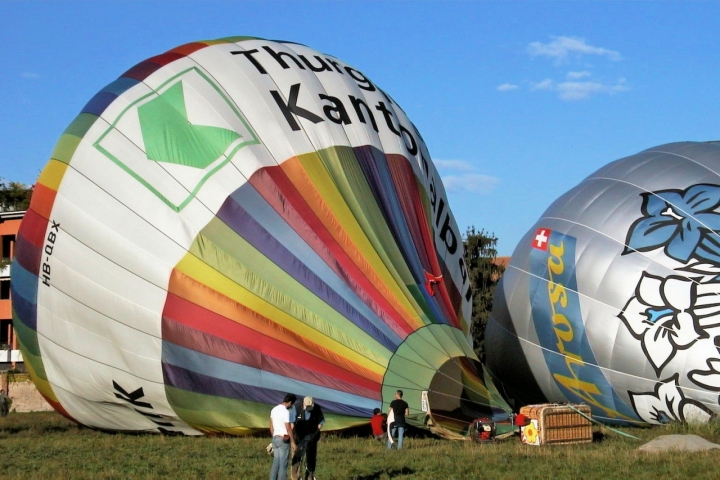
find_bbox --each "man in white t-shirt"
[269,393,297,480]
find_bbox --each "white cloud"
[530,79,554,91]
[527,36,621,63]
[434,159,477,172]
[21,72,40,79]
[567,71,591,80]
[531,77,629,100]
[442,174,499,194]
[496,83,518,92]
[434,159,499,193]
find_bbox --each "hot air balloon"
[11,36,510,436]
[487,141,720,425]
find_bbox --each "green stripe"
[12,309,41,358]
[166,387,368,432]
[192,220,390,366]
[315,147,416,287]
[63,113,99,138]
[51,134,82,164]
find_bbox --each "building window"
[0,319,10,345]
[1,235,15,260]
[0,280,9,300]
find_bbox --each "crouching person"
[291,396,325,480]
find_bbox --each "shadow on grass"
[353,467,416,479]
[330,424,436,440]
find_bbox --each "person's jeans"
[270,436,290,480]
[291,434,318,479]
[387,425,405,450]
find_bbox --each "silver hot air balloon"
[487,141,720,425]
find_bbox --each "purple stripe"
[215,196,398,351]
[354,145,424,282]
[163,320,381,400]
[162,363,373,417]
[10,287,36,331]
[81,78,140,116]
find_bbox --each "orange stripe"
[167,270,384,384]
[28,183,58,221]
[280,157,420,329]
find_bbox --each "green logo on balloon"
[138,81,242,169]
[94,67,259,211]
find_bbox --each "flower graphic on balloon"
[624,184,720,268]
[618,273,705,376]
[521,420,539,445]
[629,374,713,424]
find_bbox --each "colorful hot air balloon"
[487,141,720,425]
[12,36,510,436]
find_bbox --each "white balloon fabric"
[487,141,720,425]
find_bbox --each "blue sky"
[3,0,720,255]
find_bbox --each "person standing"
[387,390,409,450]
[291,396,324,480]
[0,389,9,417]
[270,393,297,480]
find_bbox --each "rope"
[566,404,640,440]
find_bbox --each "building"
[0,209,24,370]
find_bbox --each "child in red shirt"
[370,408,387,441]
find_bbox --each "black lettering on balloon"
[231,49,266,74]
[344,66,376,91]
[375,102,400,136]
[262,46,306,70]
[349,96,378,132]
[270,84,324,131]
[113,381,180,430]
[299,54,333,73]
[113,381,152,408]
[319,94,352,125]
[399,124,418,156]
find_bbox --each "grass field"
[2,412,720,479]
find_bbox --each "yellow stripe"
[193,223,388,363]
[36,159,68,192]
[175,254,388,375]
[291,153,425,330]
[22,350,59,404]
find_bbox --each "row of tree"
[0,179,32,212]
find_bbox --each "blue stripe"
[162,342,376,417]
[163,341,378,410]
[220,187,401,350]
[354,145,425,282]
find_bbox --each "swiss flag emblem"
[532,228,551,250]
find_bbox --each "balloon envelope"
[487,141,720,425]
[12,37,509,436]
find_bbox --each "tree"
[0,179,32,212]
[463,226,504,364]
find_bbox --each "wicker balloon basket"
[519,404,593,445]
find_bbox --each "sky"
[3,0,720,256]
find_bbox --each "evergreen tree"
[0,179,32,212]
[463,226,504,364]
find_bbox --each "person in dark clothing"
[0,389,9,417]
[387,390,409,450]
[291,396,325,480]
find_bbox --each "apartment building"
[0,209,24,370]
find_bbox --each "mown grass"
[2,412,720,479]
